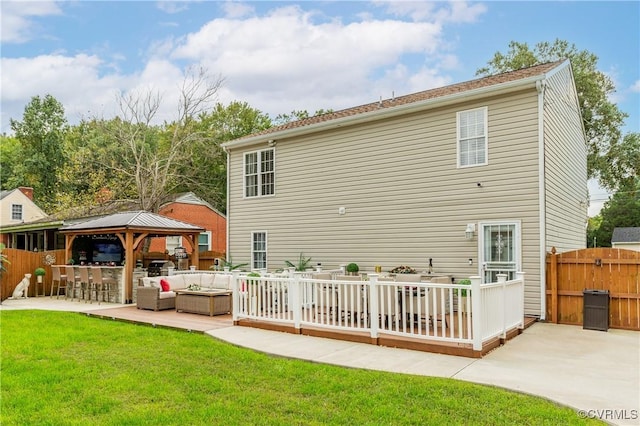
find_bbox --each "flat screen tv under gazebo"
[59,211,205,303]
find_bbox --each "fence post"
[470,276,482,351]
[497,274,507,339]
[292,272,301,331]
[516,272,525,328]
[369,274,379,339]
[549,247,558,323]
[231,271,240,322]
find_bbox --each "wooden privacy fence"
[0,249,66,300]
[546,247,640,330]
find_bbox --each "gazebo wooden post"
[190,232,200,268]
[124,230,135,303]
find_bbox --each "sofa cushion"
[213,274,230,290]
[160,279,170,292]
[158,290,176,299]
[200,274,216,289]
[166,275,186,290]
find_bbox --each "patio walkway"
[2,297,638,425]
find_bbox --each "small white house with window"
[223,60,587,319]
[0,187,47,226]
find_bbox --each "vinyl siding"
[543,65,588,252]
[228,89,544,314]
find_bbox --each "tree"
[273,109,333,126]
[476,40,629,191]
[588,179,640,247]
[96,67,224,212]
[9,94,68,210]
[0,135,22,190]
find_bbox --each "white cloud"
[1,54,124,127]
[170,4,450,116]
[0,1,63,43]
[156,1,191,15]
[375,1,487,23]
[631,80,640,93]
[221,1,255,19]
[1,3,468,132]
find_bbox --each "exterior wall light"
[465,223,476,240]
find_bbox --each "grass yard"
[1,311,601,425]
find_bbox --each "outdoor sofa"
[137,272,232,311]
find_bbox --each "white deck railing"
[232,272,525,351]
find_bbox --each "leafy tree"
[9,94,68,210]
[588,179,640,247]
[273,109,333,126]
[95,67,224,212]
[0,135,22,190]
[51,119,137,214]
[476,39,629,191]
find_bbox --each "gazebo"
[59,211,205,303]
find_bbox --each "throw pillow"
[160,279,170,292]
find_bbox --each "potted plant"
[34,267,46,284]
[346,262,359,275]
[285,253,312,272]
[456,279,471,314]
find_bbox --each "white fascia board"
[223,74,546,150]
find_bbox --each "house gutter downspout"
[536,79,547,321]
[223,145,230,264]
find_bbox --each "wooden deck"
[85,305,233,333]
[84,305,536,358]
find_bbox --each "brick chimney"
[18,187,34,200]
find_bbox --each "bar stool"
[91,267,117,304]
[50,265,67,299]
[64,265,81,300]
[77,267,92,302]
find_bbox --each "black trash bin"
[583,290,609,331]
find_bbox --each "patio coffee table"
[175,289,232,316]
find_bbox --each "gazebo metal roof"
[60,210,205,234]
[59,211,205,304]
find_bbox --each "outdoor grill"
[147,260,168,277]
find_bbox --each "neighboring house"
[222,60,588,319]
[0,187,49,248]
[611,227,640,251]
[148,192,227,255]
[0,193,226,256]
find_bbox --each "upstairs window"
[11,204,23,221]
[244,148,275,197]
[457,107,488,167]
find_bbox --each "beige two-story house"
[222,60,587,319]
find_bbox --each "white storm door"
[480,222,520,283]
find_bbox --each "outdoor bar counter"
[72,266,147,304]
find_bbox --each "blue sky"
[1,1,639,214]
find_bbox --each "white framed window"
[166,236,181,255]
[11,204,23,221]
[457,107,488,167]
[244,148,275,197]
[198,232,211,252]
[251,231,267,270]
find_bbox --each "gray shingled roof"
[59,211,204,232]
[611,227,640,243]
[227,60,565,143]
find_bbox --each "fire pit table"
[175,289,232,316]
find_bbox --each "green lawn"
[1,311,601,425]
